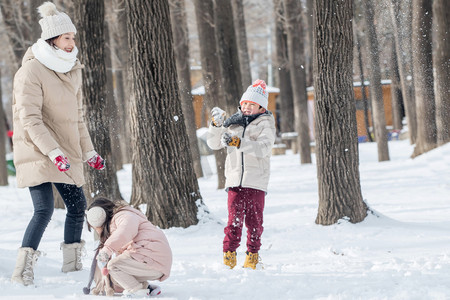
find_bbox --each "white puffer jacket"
[207,111,276,192]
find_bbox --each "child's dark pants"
[223,186,265,254]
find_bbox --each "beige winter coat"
[12,48,94,188]
[207,112,276,192]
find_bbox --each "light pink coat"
[102,206,172,281]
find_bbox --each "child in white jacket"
[207,79,276,270]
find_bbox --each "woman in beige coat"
[11,2,105,286]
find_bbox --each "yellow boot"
[243,251,259,269]
[223,251,236,269]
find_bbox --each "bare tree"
[432,0,450,146]
[231,0,252,88]
[361,0,389,162]
[389,0,417,144]
[193,0,227,189]
[214,0,243,117]
[313,0,367,225]
[73,0,122,203]
[169,0,203,179]
[389,37,404,131]
[411,0,436,157]
[125,0,202,228]
[284,0,311,164]
[273,0,295,134]
[0,68,7,186]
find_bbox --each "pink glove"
[87,153,105,170]
[54,155,70,172]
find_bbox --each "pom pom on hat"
[86,206,106,227]
[37,2,77,40]
[240,79,269,110]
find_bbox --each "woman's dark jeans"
[22,182,87,250]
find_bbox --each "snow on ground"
[0,139,449,299]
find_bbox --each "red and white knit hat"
[240,79,269,110]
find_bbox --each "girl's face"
[241,101,265,115]
[54,32,76,53]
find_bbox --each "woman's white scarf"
[31,38,78,73]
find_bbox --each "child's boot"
[243,251,259,269]
[61,240,85,272]
[223,251,237,269]
[11,247,41,286]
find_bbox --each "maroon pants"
[223,186,265,253]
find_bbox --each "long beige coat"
[207,112,276,192]
[12,48,94,188]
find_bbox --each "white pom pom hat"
[240,79,269,110]
[86,206,107,227]
[38,2,77,40]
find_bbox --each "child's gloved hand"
[211,107,226,127]
[97,249,110,263]
[221,132,241,148]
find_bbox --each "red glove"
[54,155,70,172]
[87,153,105,170]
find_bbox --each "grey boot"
[11,247,41,286]
[61,240,85,273]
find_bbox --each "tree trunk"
[214,0,243,117]
[362,0,389,162]
[355,32,373,142]
[313,0,367,225]
[432,0,450,146]
[389,0,417,144]
[169,0,203,179]
[411,0,436,157]
[284,0,311,164]
[303,0,313,87]
[73,0,122,204]
[273,0,295,134]
[193,0,226,189]
[231,0,252,89]
[125,0,202,228]
[0,68,8,186]
[389,38,404,131]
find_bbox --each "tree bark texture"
[214,0,243,117]
[313,0,367,225]
[389,0,417,144]
[273,0,295,134]
[389,38,404,131]
[125,0,202,228]
[411,0,436,157]
[193,0,226,189]
[432,0,450,146]
[0,68,7,186]
[284,0,311,164]
[231,0,252,89]
[362,0,389,162]
[73,0,122,204]
[169,0,203,179]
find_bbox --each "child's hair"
[86,197,127,250]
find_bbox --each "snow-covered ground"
[0,139,449,299]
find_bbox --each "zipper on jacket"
[238,126,247,186]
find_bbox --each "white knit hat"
[38,2,77,40]
[86,207,106,227]
[240,79,269,110]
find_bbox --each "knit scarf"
[32,38,78,73]
[223,109,269,128]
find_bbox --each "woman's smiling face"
[54,32,76,52]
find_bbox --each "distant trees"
[125,0,201,228]
[313,0,367,225]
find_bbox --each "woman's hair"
[86,197,127,249]
[45,36,59,48]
